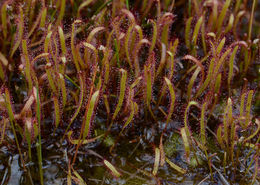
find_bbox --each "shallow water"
[0,118,258,185]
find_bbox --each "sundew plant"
[0,0,259,184]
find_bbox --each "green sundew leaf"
[201,21,207,54]
[195,58,215,98]
[121,9,136,24]
[200,102,207,146]
[22,40,33,92]
[28,6,42,37]
[158,41,178,105]
[11,7,23,58]
[104,160,121,178]
[58,26,66,55]
[216,0,231,34]
[185,17,193,49]
[223,98,232,145]
[125,0,129,9]
[224,14,234,33]
[125,24,135,69]
[86,27,105,43]
[164,77,175,124]
[134,39,150,77]
[214,48,232,77]
[0,118,7,144]
[248,0,257,41]
[83,42,98,64]
[159,135,165,166]
[100,47,110,90]
[165,157,186,174]
[214,73,221,94]
[144,66,152,108]
[161,23,169,46]
[192,16,203,48]
[182,55,205,85]
[228,46,238,88]
[71,20,82,72]
[59,73,67,107]
[44,31,53,61]
[53,96,60,128]
[45,63,57,94]
[0,52,8,66]
[245,90,254,128]
[112,69,127,120]
[1,2,7,38]
[75,46,85,69]
[233,10,245,35]
[211,0,218,29]
[63,74,84,138]
[234,0,242,13]
[153,147,160,176]
[181,127,190,159]
[77,0,94,17]
[39,7,47,28]
[216,37,226,55]
[148,20,157,53]
[187,67,200,100]
[141,0,148,12]
[82,90,99,140]
[184,101,198,138]
[156,43,166,77]
[240,91,246,128]
[34,87,43,185]
[94,0,112,16]
[135,25,143,41]
[4,89,27,173]
[0,63,4,81]
[4,89,15,122]
[114,39,120,67]
[56,0,65,24]
[130,76,142,89]
[121,101,135,132]
[244,119,260,142]
[217,125,225,149]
